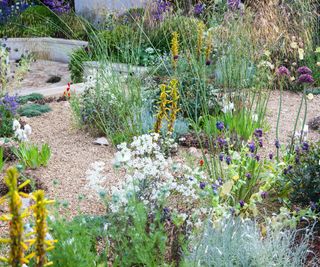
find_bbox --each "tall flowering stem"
[0,167,32,266]
[275,66,290,161]
[205,31,213,65]
[32,190,56,267]
[154,84,169,133]
[171,32,179,70]
[168,79,180,133]
[196,22,205,60]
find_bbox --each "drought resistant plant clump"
[18,103,52,118]
[12,143,51,169]
[0,94,19,138]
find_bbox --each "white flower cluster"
[86,161,107,194]
[110,133,212,230]
[12,119,32,141]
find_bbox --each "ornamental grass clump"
[0,167,33,266]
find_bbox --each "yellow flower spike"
[171,32,179,70]
[0,238,11,243]
[197,21,205,59]
[154,84,169,133]
[168,79,180,133]
[45,246,55,252]
[205,31,213,65]
[33,190,56,267]
[18,180,30,190]
[25,252,36,260]
[19,192,31,198]
[44,261,54,266]
[3,167,29,266]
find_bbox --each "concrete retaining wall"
[3,38,88,63]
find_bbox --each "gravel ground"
[264,90,320,155]
[26,102,120,216]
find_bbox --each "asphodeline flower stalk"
[205,31,213,65]
[154,84,169,133]
[0,167,32,266]
[32,190,56,267]
[197,22,205,60]
[168,79,180,133]
[171,32,179,70]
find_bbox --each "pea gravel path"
[27,101,121,217]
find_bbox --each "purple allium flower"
[275,140,280,149]
[227,0,241,10]
[297,74,314,84]
[269,153,273,160]
[245,173,252,180]
[310,201,318,211]
[226,155,232,165]
[297,66,312,75]
[239,200,245,208]
[277,66,290,77]
[217,137,228,148]
[258,139,263,148]
[212,183,218,193]
[255,155,260,162]
[199,182,206,190]
[248,141,255,153]
[302,141,309,151]
[261,191,268,199]
[254,128,263,138]
[216,121,225,131]
[194,3,205,16]
[219,153,224,161]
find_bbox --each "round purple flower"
[277,66,290,77]
[226,155,232,165]
[254,128,263,138]
[248,141,255,153]
[297,66,312,75]
[217,137,228,148]
[255,155,260,162]
[227,0,241,10]
[261,191,268,199]
[269,153,273,160]
[194,3,205,16]
[302,141,309,151]
[297,74,314,84]
[245,173,252,180]
[219,153,224,161]
[258,139,263,148]
[216,121,225,131]
[199,182,206,190]
[275,140,280,149]
[239,200,245,208]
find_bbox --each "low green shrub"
[18,103,51,117]
[149,15,199,53]
[48,216,101,267]
[286,141,320,212]
[18,93,44,105]
[12,143,51,169]
[69,48,91,83]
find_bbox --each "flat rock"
[93,137,109,146]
